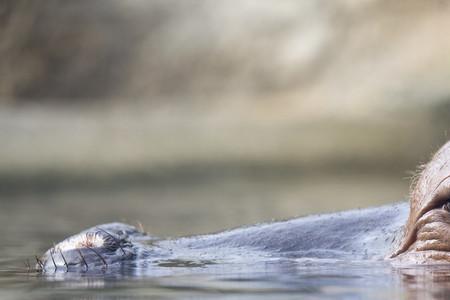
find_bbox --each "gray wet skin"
[37,140,450,271]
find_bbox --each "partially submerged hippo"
[37,140,450,272]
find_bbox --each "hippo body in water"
[38,203,408,272]
[37,141,450,271]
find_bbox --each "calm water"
[2,174,450,299]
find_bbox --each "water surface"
[2,175,448,299]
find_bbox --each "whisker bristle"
[86,246,108,269]
[77,249,89,271]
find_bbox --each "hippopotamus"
[36,140,450,272]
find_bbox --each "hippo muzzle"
[37,223,143,272]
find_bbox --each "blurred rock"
[1,0,450,112]
[0,0,449,193]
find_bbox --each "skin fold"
[392,140,450,263]
[36,140,450,272]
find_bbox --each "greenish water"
[3,174,448,299]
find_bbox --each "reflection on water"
[5,258,450,299]
[3,174,449,299]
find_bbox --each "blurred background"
[0,0,449,241]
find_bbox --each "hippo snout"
[36,223,145,272]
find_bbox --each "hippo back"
[167,202,409,260]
